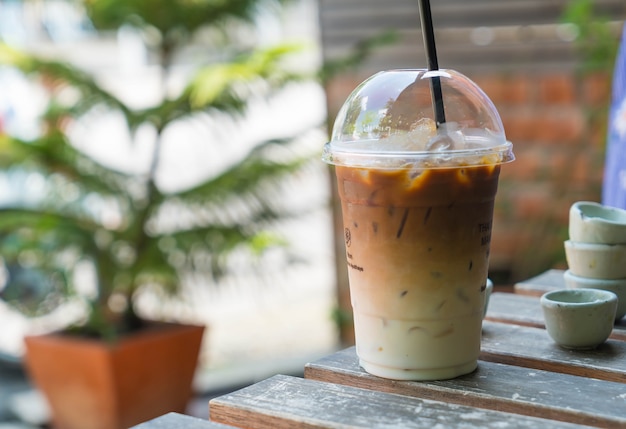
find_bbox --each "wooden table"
[208,270,626,428]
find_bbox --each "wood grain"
[481,321,626,383]
[513,269,566,296]
[304,348,626,427]
[486,292,546,327]
[318,0,626,72]
[210,374,588,429]
[132,412,234,429]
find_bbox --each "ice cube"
[425,122,466,151]
[378,118,436,151]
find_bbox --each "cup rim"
[564,240,626,250]
[571,201,626,226]
[322,141,514,169]
[540,288,617,307]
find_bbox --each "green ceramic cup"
[540,288,617,350]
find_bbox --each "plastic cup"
[322,69,514,380]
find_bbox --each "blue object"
[602,23,626,208]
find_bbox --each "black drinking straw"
[418,0,446,126]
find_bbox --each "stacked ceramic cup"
[564,201,626,321]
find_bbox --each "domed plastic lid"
[322,69,514,169]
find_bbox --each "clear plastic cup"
[322,69,514,380]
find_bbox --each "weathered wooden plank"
[131,412,233,429]
[486,292,546,328]
[486,292,626,339]
[304,348,626,428]
[320,33,580,74]
[322,27,580,57]
[481,321,626,383]
[514,269,566,296]
[210,374,589,428]
[320,24,582,51]
[317,0,626,71]
[319,0,625,28]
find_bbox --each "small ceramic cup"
[564,240,626,279]
[564,270,626,320]
[482,278,494,319]
[569,201,626,244]
[540,288,617,350]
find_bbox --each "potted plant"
[0,0,315,427]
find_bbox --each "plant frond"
[0,44,135,125]
[0,208,100,249]
[151,221,283,280]
[84,0,291,38]
[0,132,135,201]
[192,44,306,106]
[173,135,310,205]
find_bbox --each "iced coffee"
[323,69,514,380]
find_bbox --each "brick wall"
[473,71,611,283]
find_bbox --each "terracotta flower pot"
[24,322,205,429]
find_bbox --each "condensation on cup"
[322,69,514,380]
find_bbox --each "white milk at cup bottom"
[354,311,481,380]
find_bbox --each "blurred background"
[0,0,625,426]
